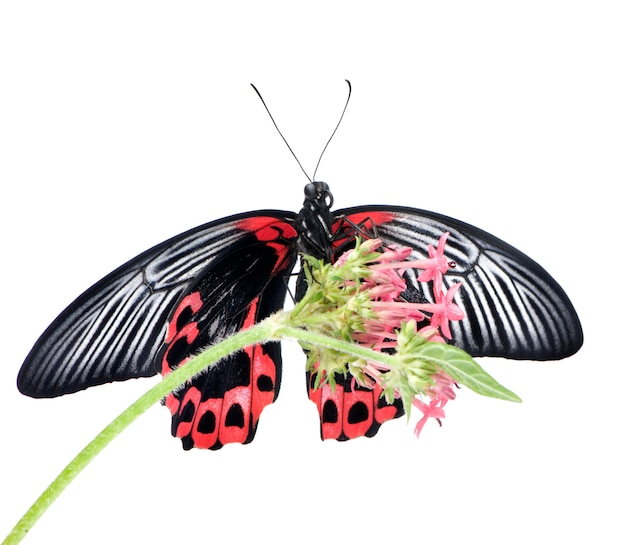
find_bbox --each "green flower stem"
[2,316,396,545]
[2,313,518,545]
[2,322,277,545]
[279,324,397,364]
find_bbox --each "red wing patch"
[237,216,298,273]
[307,373,404,441]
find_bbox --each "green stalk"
[279,325,398,364]
[1,317,397,545]
[2,312,517,544]
[2,322,275,545]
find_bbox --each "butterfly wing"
[336,206,583,360]
[306,206,582,442]
[306,372,405,442]
[157,216,299,450]
[18,211,298,399]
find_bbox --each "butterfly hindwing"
[304,211,406,442]
[307,371,404,441]
[17,211,297,399]
[157,216,299,450]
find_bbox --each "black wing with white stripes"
[338,205,583,361]
[17,210,298,398]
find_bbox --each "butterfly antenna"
[312,79,352,181]
[250,83,312,183]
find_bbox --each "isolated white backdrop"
[1,2,624,544]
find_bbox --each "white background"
[1,2,624,544]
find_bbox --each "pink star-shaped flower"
[412,396,449,437]
[418,282,464,339]
[417,232,451,296]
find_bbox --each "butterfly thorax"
[295,181,334,262]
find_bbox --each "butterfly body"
[17,182,583,449]
[294,181,335,262]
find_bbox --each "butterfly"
[17,86,583,450]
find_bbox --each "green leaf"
[417,342,522,402]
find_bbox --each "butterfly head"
[304,181,333,209]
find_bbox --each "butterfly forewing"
[17,211,297,398]
[338,206,583,360]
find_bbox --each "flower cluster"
[294,233,466,436]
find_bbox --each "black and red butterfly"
[17,88,583,450]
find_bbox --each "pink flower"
[412,397,448,438]
[340,236,463,344]
[417,282,464,339]
[416,232,453,296]
[306,233,465,438]
[411,371,457,437]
